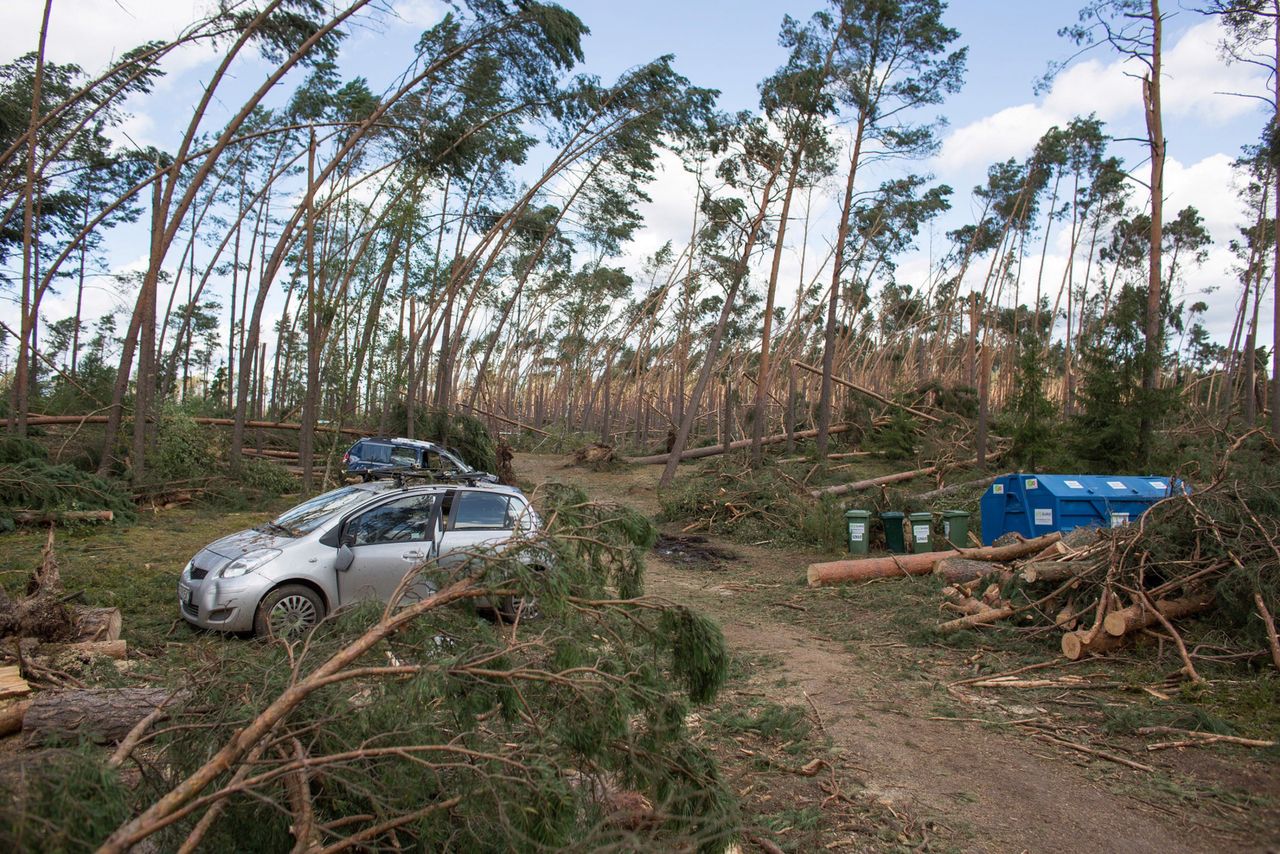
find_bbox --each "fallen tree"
[630,423,853,465]
[791,360,941,423]
[806,532,1062,587]
[811,448,1005,498]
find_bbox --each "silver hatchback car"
[178,480,543,637]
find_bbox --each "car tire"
[254,584,325,639]
[495,566,546,623]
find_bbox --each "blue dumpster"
[979,474,1186,545]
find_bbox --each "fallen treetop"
[806,532,1062,587]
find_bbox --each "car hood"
[203,528,294,560]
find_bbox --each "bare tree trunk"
[817,116,866,458]
[1140,0,1165,461]
[11,0,53,436]
[300,130,317,494]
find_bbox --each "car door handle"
[402,550,425,561]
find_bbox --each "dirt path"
[517,454,1245,853]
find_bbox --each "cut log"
[0,699,30,737]
[1020,560,1096,584]
[1061,629,1128,660]
[791,360,941,423]
[1102,593,1214,637]
[629,423,852,465]
[74,606,123,642]
[806,532,1061,587]
[23,687,178,744]
[941,597,991,617]
[0,665,32,700]
[935,558,1008,583]
[11,509,114,524]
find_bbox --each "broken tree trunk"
[937,605,1017,632]
[806,532,1061,587]
[791,360,941,423]
[22,687,177,744]
[910,475,999,503]
[1101,593,1214,637]
[1019,560,1099,584]
[630,423,852,465]
[811,449,1004,498]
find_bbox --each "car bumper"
[178,575,263,633]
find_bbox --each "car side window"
[359,442,391,463]
[346,494,436,546]
[451,492,512,531]
[424,451,449,472]
[390,445,418,465]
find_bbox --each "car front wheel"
[254,584,325,639]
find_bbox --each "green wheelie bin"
[909,511,934,553]
[942,510,971,547]
[844,509,871,555]
[879,511,906,554]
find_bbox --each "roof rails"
[365,469,495,489]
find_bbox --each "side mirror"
[334,543,355,573]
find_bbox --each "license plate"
[178,583,192,605]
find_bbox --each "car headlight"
[182,560,193,579]
[221,548,281,578]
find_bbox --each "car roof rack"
[365,469,495,489]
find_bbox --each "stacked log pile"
[808,478,1280,672]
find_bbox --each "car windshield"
[266,486,372,536]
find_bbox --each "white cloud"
[0,0,211,71]
[389,0,447,29]
[937,19,1268,172]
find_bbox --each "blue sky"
[0,0,1272,349]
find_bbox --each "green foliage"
[0,435,48,464]
[146,408,222,483]
[0,746,135,852]
[0,459,136,526]
[1002,338,1060,471]
[1072,285,1174,471]
[866,408,919,461]
[660,607,730,704]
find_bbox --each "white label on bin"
[1111,513,1130,527]
[1107,480,1126,490]
[848,522,866,542]
[913,524,930,542]
[1148,481,1167,490]
[1026,478,1038,489]
[944,521,951,538]
[1065,480,1083,489]
[1034,508,1053,526]
[993,484,1004,494]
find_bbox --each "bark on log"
[1019,560,1096,584]
[807,532,1061,587]
[1061,628,1128,660]
[23,687,177,744]
[630,423,852,465]
[1101,593,1214,637]
[75,606,122,642]
[937,605,1016,632]
[11,510,114,524]
[934,558,1009,584]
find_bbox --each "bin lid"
[1017,474,1181,498]
[908,511,933,520]
[844,509,871,518]
[941,510,970,518]
[879,511,904,519]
